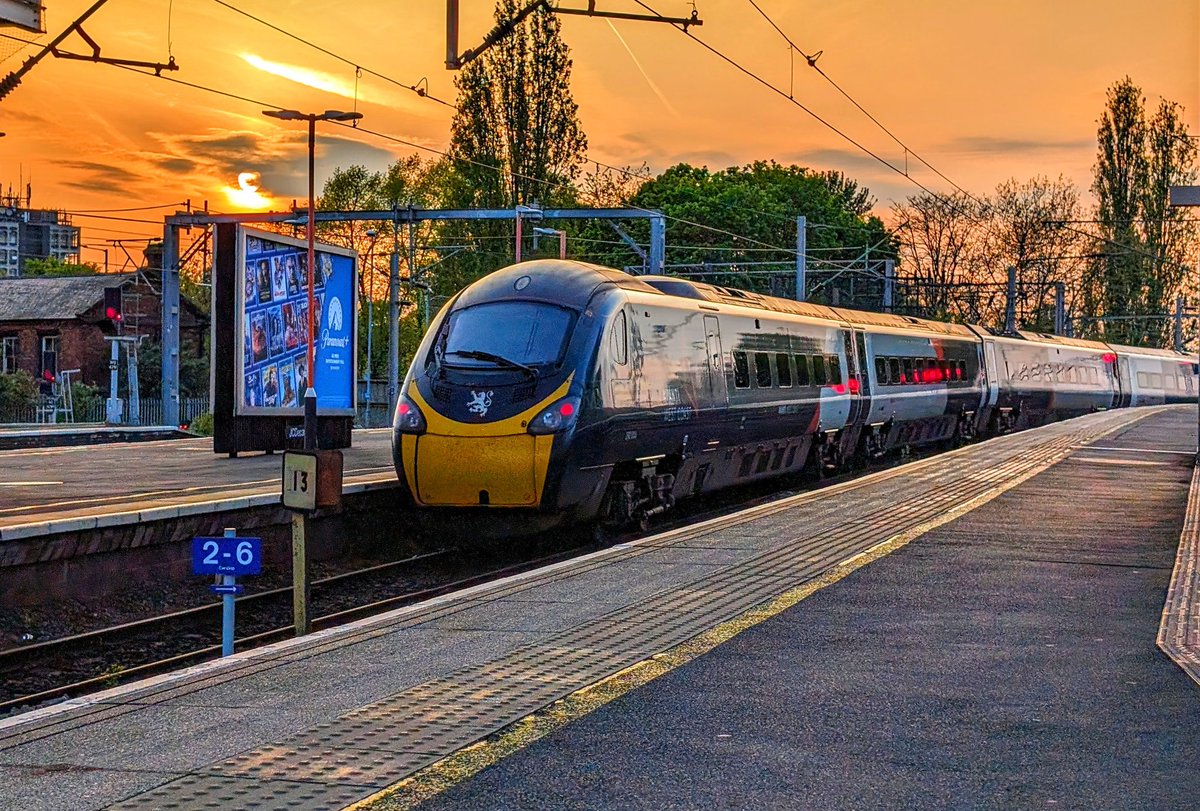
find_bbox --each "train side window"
[794,354,811,386]
[1150,372,1163,388]
[777,353,793,387]
[611,311,628,365]
[875,357,888,385]
[1136,371,1147,387]
[812,354,828,386]
[901,357,913,384]
[889,357,901,385]
[827,355,842,385]
[733,351,750,389]
[754,352,773,387]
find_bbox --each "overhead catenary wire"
[208,0,456,108]
[635,0,1194,274]
[744,0,977,202]
[108,62,803,258]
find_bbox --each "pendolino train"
[392,259,1197,530]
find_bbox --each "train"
[391,259,1197,531]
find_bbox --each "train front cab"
[392,262,628,520]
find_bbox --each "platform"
[0,429,396,540]
[1,406,1197,810]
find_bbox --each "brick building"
[0,272,207,392]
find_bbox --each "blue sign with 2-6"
[192,536,262,576]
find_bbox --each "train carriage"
[393,260,1198,531]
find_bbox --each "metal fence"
[0,397,210,427]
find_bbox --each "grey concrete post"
[161,221,180,427]
[882,259,895,312]
[795,216,807,301]
[1004,266,1017,333]
[1054,282,1065,335]
[1175,295,1185,352]
[389,248,400,415]
[648,216,665,274]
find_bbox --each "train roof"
[456,260,661,309]
[637,276,978,337]
[1108,342,1192,361]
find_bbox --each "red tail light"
[848,378,861,394]
[1102,352,1117,363]
[528,397,581,435]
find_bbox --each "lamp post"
[262,108,363,449]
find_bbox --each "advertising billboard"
[236,227,356,416]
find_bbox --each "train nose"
[413,433,550,506]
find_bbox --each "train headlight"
[527,397,581,435]
[394,394,427,434]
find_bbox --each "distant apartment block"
[0,193,81,276]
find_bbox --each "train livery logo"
[467,390,494,417]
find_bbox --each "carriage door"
[703,315,727,407]
[982,339,1000,409]
[843,330,867,427]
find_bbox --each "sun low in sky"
[0,0,1196,260]
[223,171,273,210]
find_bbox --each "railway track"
[0,452,882,716]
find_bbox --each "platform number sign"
[282,450,318,511]
[192,535,262,576]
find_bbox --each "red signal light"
[105,306,122,321]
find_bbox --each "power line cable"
[209,0,455,108]
[744,0,977,201]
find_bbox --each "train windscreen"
[441,301,575,367]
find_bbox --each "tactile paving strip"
[112,408,1154,809]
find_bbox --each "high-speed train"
[392,260,1196,530]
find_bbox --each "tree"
[316,158,442,386]
[577,161,896,304]
[984,176,1088,332]
[446,0,587,208]
[22,257,101,276]
[1086,77,1199,344]
[890,192,987,322]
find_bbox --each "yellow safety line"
[348,423,1100,811]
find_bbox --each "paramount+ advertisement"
[236,227,356,416]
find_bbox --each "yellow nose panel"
[415,433,553,506]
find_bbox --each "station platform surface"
[0,429,396,540]
[1,406,1197,810]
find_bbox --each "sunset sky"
[0,0,1196,268]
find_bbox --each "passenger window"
[812,355,828,386]
[733,351,750,389]
[776,353,793,387]
[611,311,627,365]
[889,357,901,385]
[794,354,811,386]
[941,360,952,381]
[754,352,773,388]
[901,357,913,384]
[827,355,842,385]
[875,357,888,385]
[1137,371,1148,387]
